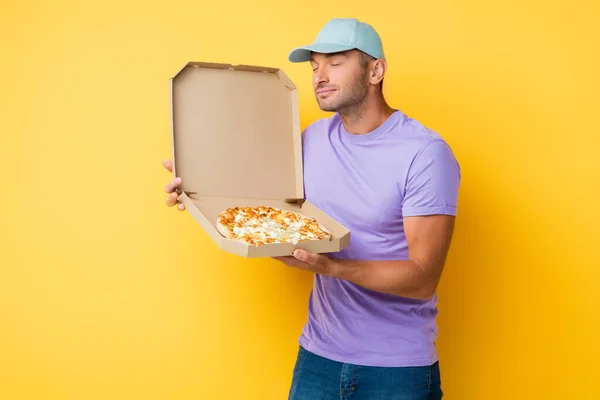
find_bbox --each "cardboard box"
[169,61,351,258]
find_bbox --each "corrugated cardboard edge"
[275,69,296,90]
[176,192,217,240]
[168,77,178,181]
[182,61,280,73]
[272,68,303,199]
[235,64,280,73]
[300,201,351,249]
[177,192,251,257]
[289,83,304,199]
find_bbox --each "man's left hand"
[272,249,336,276]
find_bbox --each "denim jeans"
[288,346,443,400]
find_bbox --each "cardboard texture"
[169,61,351,258]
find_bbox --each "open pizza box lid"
[169,61,351,258]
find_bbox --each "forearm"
[329,258,438,300]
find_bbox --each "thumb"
[293,249,317,264]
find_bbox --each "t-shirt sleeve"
[402,139,461,217]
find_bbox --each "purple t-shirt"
[298,110,461,367]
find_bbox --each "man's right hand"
[163,159,185,211]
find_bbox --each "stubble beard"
[316,70,369,119]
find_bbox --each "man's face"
[310,50,369,112]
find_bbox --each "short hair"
[358,51,383,92]
[358,51,375,69]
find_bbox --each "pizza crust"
[215,205,331,246]
[216,219,233,239]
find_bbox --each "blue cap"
[288,18,385,63]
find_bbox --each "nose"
[313,66,329,86]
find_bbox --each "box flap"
[170,62,304,201]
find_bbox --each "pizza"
[216,205,331,246]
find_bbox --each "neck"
[338,93,396,135]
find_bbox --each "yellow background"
[1,0,599,399]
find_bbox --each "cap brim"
[288,42,355,63]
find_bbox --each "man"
[163,18,460,400]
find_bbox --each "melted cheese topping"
[218,206,329,246]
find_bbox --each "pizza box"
[169,61,351,258]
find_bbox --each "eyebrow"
[310,51,349,62]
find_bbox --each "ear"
[369,59,386,86]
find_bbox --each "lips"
[316,87,336,96]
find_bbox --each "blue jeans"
[288,346,443,400]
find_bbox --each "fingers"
[163,159,185,211]
[162,159,173,172]
[165,192,186,210]
[165,185,186,211]
[272,255,304,269]
[166,191,178,207]
[292,250,324,267]
[164,177,182,194]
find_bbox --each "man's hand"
[273,215,455,300]
[162,159,185,211]
[272,249,336,276]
